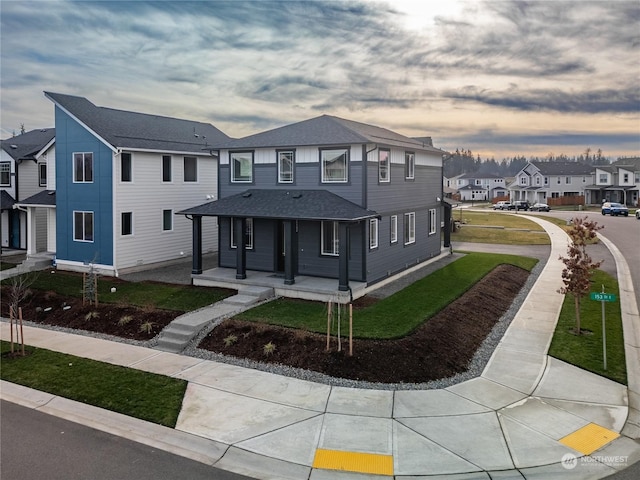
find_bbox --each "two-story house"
[1,128,55,253]
[452,173,507,202]
[179,115,445,299]
[44,92,230,275]
[509,161,594,206]
[588,158,640,206]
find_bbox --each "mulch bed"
[198,264,530,383]
[0,287,181,341]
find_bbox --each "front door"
[10,210,20,249]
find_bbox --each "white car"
[493,201,511,210]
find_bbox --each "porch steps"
[155,286,275,354]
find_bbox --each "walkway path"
[2,218,639,479]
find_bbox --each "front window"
[369,219,378,249]
[536,176,541,185]
[121,212,132,236]
[378,149,390,183]
[321,148,348,183]
[0,162,10,186]
[544,177,548,185]
[404,212,415,245]
[73,211,94,242]
[599,173,608,183]
[278,150,294,183]
[120,152,132,182]
[321,221,339,255]
[162,209,173,231]
[184,156,197,182]
[565,176,571,184]
[390,215,398,243]
[519,176,527,185]
[623,173,629,183]
[429,208,437,235]
[162,155,172,182]
[230,218,254,249]
[230,151,253,183]
[38,162,47,187]
[405,152,415,180]
[73,152,93,183]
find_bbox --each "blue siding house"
[180,115,447,298]
[46,92,230,275]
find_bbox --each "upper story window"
[378,149,390,183]
[162,209,173,231]
[565,176,571,184]
[405,152,415,180]
[184,156,197,182]
[162,155,172,182]
[321,221,339,256]
[599,173,608,183]
[121,212,133,236]
[404,212,415,245]
[429,208,437,235]
[635,172,640,183]
[623,173,629,183]
[519,176,527,185]
[390,215,398,244]
[73,211,94,242]
[231,151,253,183]
[0,162,11,186]
[536,176,541,185]
[544,177,548,185]
[369,219,378,249]
[475,179,482,185]
[230,218,254,249]
[557,177,561,184]
[38,162,47,187]
[121,152,132,182]
[277,150,294,183]
[73,152,93,183]
[321,148,348,183]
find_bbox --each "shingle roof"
[1,128,55,161]
[612,157,640,171]
[16,190,56,207]
[44,92,230,154]
[214,115,444,153]
[531,161,593,175]
[178,189,378,222]
[1,190,15,210]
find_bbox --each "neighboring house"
[588,158,640,206]
[44,92,230,275]
[452,173,507,201]
[508,161,594,205]
[1,128,55,253]
[179,115,446,293]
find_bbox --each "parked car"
[601,202,629,216]
[530,202,550,212]
[636,209,639,220]
[509,200,530,211]
[493,201,511,210]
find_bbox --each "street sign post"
[590,287,617,371]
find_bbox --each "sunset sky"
[1,0,638,160]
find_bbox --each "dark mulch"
[198,264,530,383]
[0,287,181,341]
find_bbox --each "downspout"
[112,149,122,277]
[362,144,377,283]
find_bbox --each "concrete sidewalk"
[2,217,639,479]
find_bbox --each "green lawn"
[548,270,626,385]
[2,271,233,312]
[0,341,187,427]
[237,252,538,339]
[452,212,550,245]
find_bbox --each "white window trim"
[429,208,437,235]
[405,152,415,180]
[183,156,198,182]
[230,152,253,183]
[390,215,398,243]
[73,210,94,242]
[0,161,10,187]
[162,209,173,232]
[121,212,133,236]
[378,149,390,183]
[162,155,172,183]
[369,218,379,249]
[38,162,47,187]
[73,152,93,183]
[277,150,294,184]
[321,148,349,183]
[321,221,339,256]
[404,212,415,245]
[120,152,133,183]
[230,218,254,250]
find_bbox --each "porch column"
[234,217,247,279]
[338,222,349,291]
[443,203,451,248]
[283,220,295,285]
[26,207,36,256]
[191,215,202,275]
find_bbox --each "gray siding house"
[180,115,446,295]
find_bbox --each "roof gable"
[1,128,55,161]
[44,92,230,154]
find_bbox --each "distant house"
[451,173,507,201]
[1,128,55,253]
[508,161,594,205]
[44,92,230,275]
[180,115,446,296]
[587,158,640,206]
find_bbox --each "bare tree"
[557,217,603,335]
[7,272,39,355]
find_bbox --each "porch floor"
[193,267,366,304]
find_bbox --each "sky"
[1,0,639,160]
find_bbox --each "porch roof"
[178,189,379,222]
[1,190,15,210]
[15,190,56,207]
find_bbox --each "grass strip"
[549,270,626,385]
[0,341,187,427]
[237,252,538,339]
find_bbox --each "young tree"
[7,272,39,355]
[557,217,604,335]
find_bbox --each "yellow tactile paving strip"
[312,448,394,476]
[559,423,620,455]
